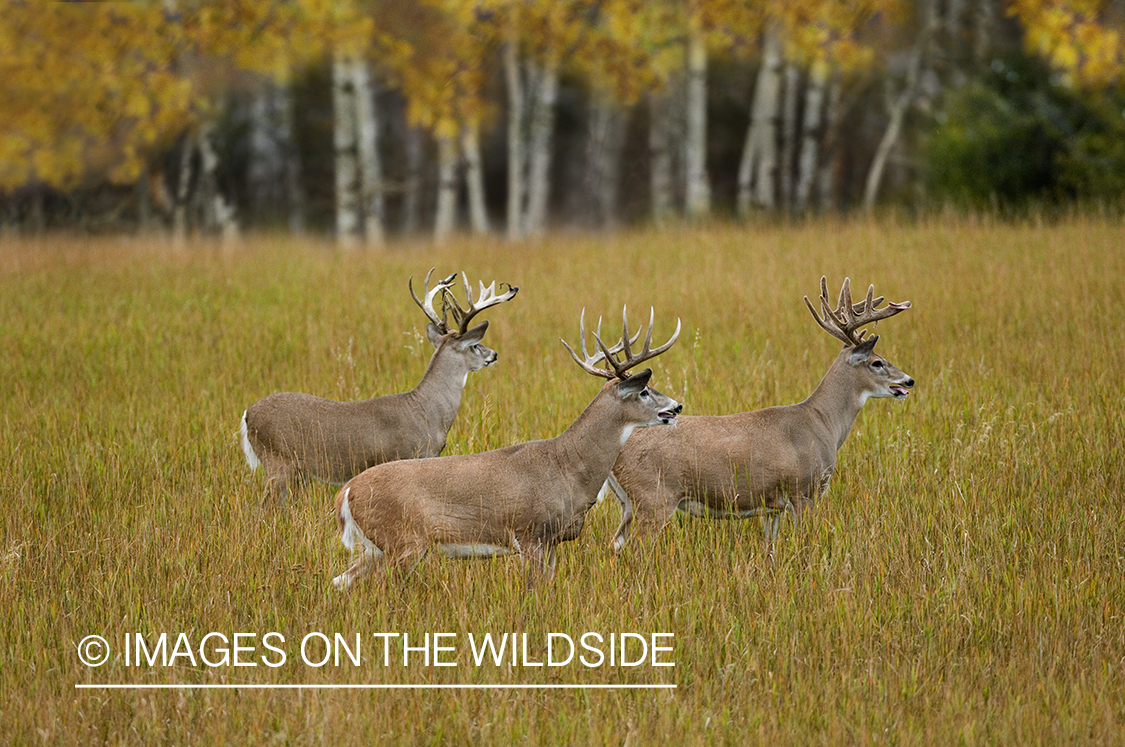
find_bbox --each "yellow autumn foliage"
[1010,0,1124,87]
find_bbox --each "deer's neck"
[551,389,632,495]
[407,346,468,432]
[802,350,866,451]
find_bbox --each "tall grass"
[2,218,1123,744]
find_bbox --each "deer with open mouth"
[604,276,913,553]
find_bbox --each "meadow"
[2,218,1123,745]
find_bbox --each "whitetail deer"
[240,270,518,505]
[605,277,913,551]
[331,307,682,590]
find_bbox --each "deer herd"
[239,270,913,590]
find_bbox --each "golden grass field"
[2,217,1123,744]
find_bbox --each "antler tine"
[561,308,616,379]
[861,284,875,314]
[645,313,681,358]
[579,310,604,364]
[462,271,475,307]
[564,307,678,380]
[444,272,520,334]
[616,305,645,363]
[586,313,630,363]
[805,277,853,346]
[806,276,911,347]
[409,268,457,331]
[601,306,680,379]
[592,331,627,378]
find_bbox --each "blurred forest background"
[1,0,1122,243]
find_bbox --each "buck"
[240,270,518,504]
[331,307,682,590]
[604,277,913,552]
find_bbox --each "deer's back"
[245,391,444,482]
[344,437,599,547]
[615,404,839,509]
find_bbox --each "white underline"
[76,683,675,690]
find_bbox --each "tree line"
[0,0,1121,242]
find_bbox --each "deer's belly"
[680,500,781,519]
[436,543,513,559]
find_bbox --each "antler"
[443,272,519,334]
[561,306,680,380]
[409,269,458,332]
[559,309,638,377]
[804,276,911,346]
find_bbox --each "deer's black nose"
[904,377,914,388]
[673,403,684,414]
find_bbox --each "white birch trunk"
[196,121,238,243]
[649,90,675,225]
[525,55,558,236]
[434,133,459,241]
[332,53,360,247]
[462,122,490,234]
[780,62,801,212]
[587,94,626,228]
[751,32,783,211]
[248,89,279,218]
[737,30,783,215]
[863,35,926,211]
[817,72,842,211]
[684,28,710,219]
[402,125,423,235]
[248,77,304,234]
[276,76,305,234]
[504,36,525,241]
[351,58,384,247]
[795,58,828,212]
[173,133,193,243]
[973,0,994,65]
[136,168,154,232]
[947,0,963,40]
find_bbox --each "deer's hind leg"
[611,473,680,553]
[626,486,682,549]
[258,454,300,508]
[333,545,385,591]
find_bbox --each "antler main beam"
[804,276,910,346]
[409,269,458,332]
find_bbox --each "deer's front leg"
[606,474,635,553]
[520,541,554,587]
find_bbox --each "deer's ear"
[426,322,446,348]
[457,320,489,348]
[618,368,652,396]
[848,335,879,364]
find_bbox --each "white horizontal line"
[76,683,675,690]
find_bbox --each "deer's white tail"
[239,410,260,472]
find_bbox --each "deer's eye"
[871,360,884,368]
[640,389,650,398]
